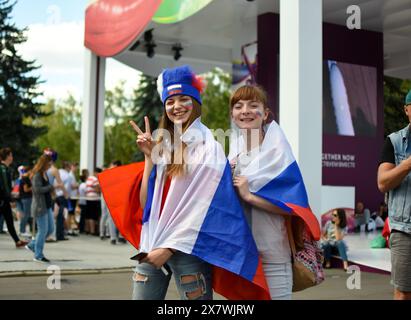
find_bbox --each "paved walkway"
[0,269,393,300]
[0,232,136,276]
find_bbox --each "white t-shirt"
[78,182,87,205]
[55,169,70,197]
[235,150,291,264]
[68,172,78,198]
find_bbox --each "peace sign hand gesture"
[129,116,154,158]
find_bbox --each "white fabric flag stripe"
[139,118,261,279]
[229,120,309,210]
[140,118,228,254]
[140,162,223,253]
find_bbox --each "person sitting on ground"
[321,208,349,271]
[371,201,388,229]
[354,201,371,232]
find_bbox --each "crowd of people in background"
[0,146,126,262]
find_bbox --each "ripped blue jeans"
[132,251,213,300]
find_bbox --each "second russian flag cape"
[228,120,321,240]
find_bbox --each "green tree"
[0,0,48,166]
[201,68,232,154]
[104,81,135,165]
[130,74,163,162]
[34,95,81,165]
[201,68,232,132]
[384,76,411,137]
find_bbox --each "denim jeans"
[132,251,213,300]
[322,240,348,261]
[20,197,32,234]
[108,216,119,241]
[55,196,67,240]
[263,262,293,300]
[28,208,54,259]
[99,201,109,237]
[100,199,120,240]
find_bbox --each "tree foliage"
[383,76,411,137]
[33,95,81,166]
[201,68,231,132]
[130,74,163,162]
[104,81,136,165]
[0,0,48,166]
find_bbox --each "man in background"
[378,89,411,300]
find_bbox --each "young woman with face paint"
[228,85,321,299]
[128,66,212,300]
[124,65,272,301]
[229,85,293,300]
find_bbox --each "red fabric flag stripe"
[212,259,271,300]
[286,203,321,241]
[98,162,145,249]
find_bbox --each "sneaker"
[25,245,34,253]
[16,240,29,248]
[21,232,32,237]
[110,239,116,245]
[118,238,126,244]
[45,238,57,243]
[33,257,50,263]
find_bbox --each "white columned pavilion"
[279,0,323,217]
[80,50,106,172]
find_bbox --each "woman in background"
[321,208,349,271]
[26,154,54,263]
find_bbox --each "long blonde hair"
[30,154,52,179]
[157,98,202,177]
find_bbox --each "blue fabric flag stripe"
[191,162,259,281]
[142,165,157,224]
[255,160,309,209]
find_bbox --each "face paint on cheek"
[254,110,263,118]
[165,104,174,112]
[181,100,193,110]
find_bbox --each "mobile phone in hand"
[130,252,148,261]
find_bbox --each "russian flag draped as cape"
[99,118,270,300]
[228,120,321,241]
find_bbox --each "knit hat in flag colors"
[157,65,205,106]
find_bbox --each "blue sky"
[13,0,85,26]
[12,0,140,102]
